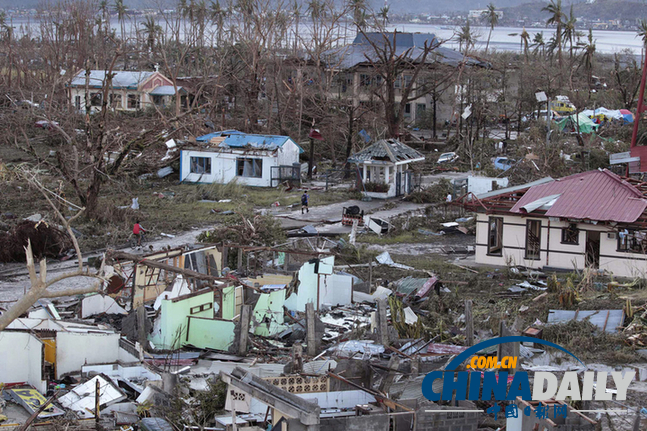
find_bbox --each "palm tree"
[293,0,300,54]
[481,3,498,55]
[520,27,530,60]
[141,16,161,53]
[637,19,647,47]
[562,5,577,59]
[542,0,565,64]
[378,5,390,28]
[113,0,128,42]
[580,28,596,89]
[531,31,545,57]
[210,0,225,44]
[194,0,207,46]
[456,20,477,55]
[350,0,367,30]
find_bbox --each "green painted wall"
[186,317,236,351]
[149,290,215,349]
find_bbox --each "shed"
[180,130,304,187]
[348,139,424,198]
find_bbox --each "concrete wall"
[321,414,389,431]
[319,273,353,307]
[150,290,216,349]
[474,213,647,277]
[0,331,46,393]
[468,176,509,195]
[417,403,480,431]
[180,143,299,187]
[185,317,236,351]
[56,332,120,378]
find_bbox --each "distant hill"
[501,0,647,23]
[386,0,550,13]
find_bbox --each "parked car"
[437,152,459,164]
[493,157,515,171]
[34,120,60,130]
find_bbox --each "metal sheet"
[510,170,647,223]
[9,388,65,419]
[547,309,624,333]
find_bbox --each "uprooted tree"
[0,171,108,331]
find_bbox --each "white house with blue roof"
[68,69,186,112]
[180,130,304,187]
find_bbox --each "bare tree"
[357,28,444,138]
[0,170,108,331]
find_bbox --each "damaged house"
[68,69,187,112]
[180,130,304,187]
[348,139,425,198]
[457,169,647,277]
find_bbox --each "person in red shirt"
[133,221,146,246]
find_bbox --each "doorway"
[585,231,600,268]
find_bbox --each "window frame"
[525,219,542,260]
[236,158,263,178]
[189,156,212,175]
[127,93,141,110]
[617,229,647,254]
[487,216,504,256]
[561,223,579,245]
[90,92,102,107]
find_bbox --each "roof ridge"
[599,168,644,198]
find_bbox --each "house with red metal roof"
[457,169,647,277]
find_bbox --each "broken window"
[190,303,213,314]
[90,92,102,107]
[190,156,211,174]
[525,220,541,260]
[487,217,503,256]
[618,229,647,253]
[236,158,263,178]
[127,93,140,109]
[561,224,579,244]
[109,93,122,109]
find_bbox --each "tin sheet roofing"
[347,139,424,163]
[393,276,430,295]
[149,85,185,95]
[196,130,304,153]
[70,70,155,88]
[510,169,647,223]
[324,32,489,69]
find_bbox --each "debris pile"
[0,219,72,262]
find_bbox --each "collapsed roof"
[195,130,304,153]
[325,32,489,69]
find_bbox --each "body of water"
[387,23,645,56]
[6,16,645,56]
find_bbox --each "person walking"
[301,191,309,214]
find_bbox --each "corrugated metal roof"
[348,139,424,164]
[510,169,647,223]
[475,177,554,199]
[324,32,489,69]
[70,70,155,88]
[196,130,304,153]
[149,85,185,95]
[393,276,429,295]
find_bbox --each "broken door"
[586,231,600,268]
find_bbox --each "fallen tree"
[0,171,108,331]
